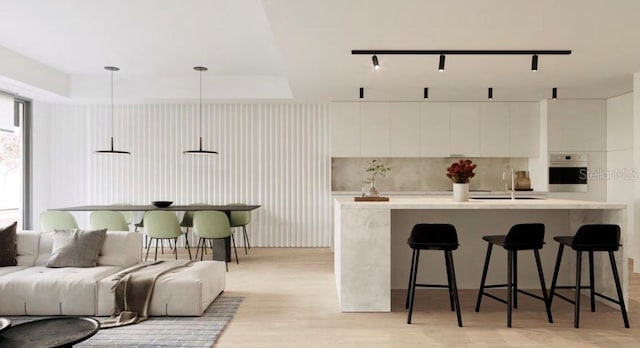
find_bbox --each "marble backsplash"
[331,157,529,192]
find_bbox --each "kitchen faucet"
[502,166,515,200]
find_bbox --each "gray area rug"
[8,296,242,347]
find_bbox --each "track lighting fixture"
[353,49,570,73]
[359,87,364,99]
[488,87,493,100]
[423,88,429,99]
[552,87,558,100]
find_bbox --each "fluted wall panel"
[45,103,331,247]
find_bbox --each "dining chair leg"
[240,230,248,255]
[243,226,250,250]
[184,233,192,260]
[174,238,178,260]
[231,234,239,264]
[160,239,164,255]
[195,238,201,260]
[154,239,159,261]
[144,237,152,261]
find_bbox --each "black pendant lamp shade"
[95,66,130,155]
[184,66,218,155]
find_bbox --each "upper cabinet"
[420,103,450,157]
[479,103,510,157]
[509,102,539,157]
[547,100,606,152]
[330,103,360,156]
[330,101,540,158]
[449,103,481,156]
[361,102,390,157]
[390,103,420,156]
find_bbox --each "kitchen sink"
[471,197,544,200]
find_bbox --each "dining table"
[51,204,261,262]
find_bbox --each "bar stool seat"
[549,224,629,328]
[405,223,462,327]
[475,223,553,328]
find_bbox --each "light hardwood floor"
[162,247,640,347]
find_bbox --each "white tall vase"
[453,183,469,202]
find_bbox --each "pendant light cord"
[110,68,114,142]
[199,68,203,137]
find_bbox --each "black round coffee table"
[0,317,99,348]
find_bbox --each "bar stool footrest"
[414,283,450,289]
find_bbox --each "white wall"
[607,93,635,269]
[32,103,332,247]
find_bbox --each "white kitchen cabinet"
[547,99,606,152]
[509,102,539,157]
[449,103,480,156]
[420,103,450,157]
[389,103,420,156]
[360,102,390,157]
[480,102,510,157]
[330,102,361,156]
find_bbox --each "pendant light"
[184,66,218,155]
[95,66,130,155]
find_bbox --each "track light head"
[372,55,380,70]
[531,54,538,71]
[552,87,557,100]
[488,87,493,100]
[423,87,429,99]
[438,54,445,72]
[359,87,364,99]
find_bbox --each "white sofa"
[0,230,226,316]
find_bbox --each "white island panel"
[334,197,627,312]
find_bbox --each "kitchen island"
[334,196,627,312]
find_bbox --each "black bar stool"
[475,223,553,327]
[549,224,629,328]
[405,223,462,327]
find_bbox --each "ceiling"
[0,0,639,102]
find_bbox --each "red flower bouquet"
[446,159,477,183]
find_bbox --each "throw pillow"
[46,228,107,268]
[0,221,18,266]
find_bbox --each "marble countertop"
[334,196,626,210]
[332,190,548,197]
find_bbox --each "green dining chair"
[90,211,130,231]
[143,211,185,261]
[193,210,235,270]
[229,203,252,254]
[40,211,78,232]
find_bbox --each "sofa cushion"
[0,265,28,278]
[0,222,17,266]
[0,265,121,315]
[16,231,40,267]
[96,261,226,316]
[46,229,107,268]
[98,231,142,267]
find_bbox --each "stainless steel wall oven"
[548,154,588,192]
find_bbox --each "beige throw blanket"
[101,260,194,329]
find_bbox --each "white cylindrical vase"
[453,183,469,202]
